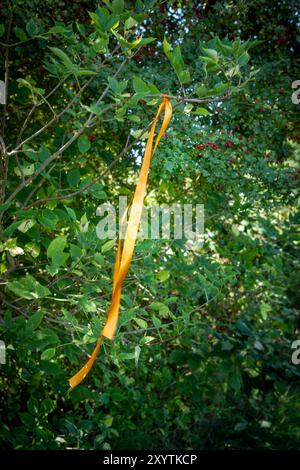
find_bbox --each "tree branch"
[11,45,121,153]
[5,55,130,204]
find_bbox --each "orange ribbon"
[69,96,172,388]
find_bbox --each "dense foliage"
[0,0,299,450]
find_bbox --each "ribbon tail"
[69,335,103,389]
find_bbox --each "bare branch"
[11,45,121,153]
[23,135,132,209]
[5,55,130,204]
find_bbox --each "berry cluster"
[194,130,258,170]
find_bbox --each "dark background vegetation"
[0,0,299,449]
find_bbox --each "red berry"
[198,153,203,158]
[89,134,96,142]
[197,143,205,150]
[164,132,169,139]
[259,107,266,113]
[212,144,218,150]
[225,141,234,148]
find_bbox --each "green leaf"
[70,244,82,260]
[0,24,5,38]
[27,397,39,415]
[90,8,118,31]
[67,168,81,187]
[94,253,105,265]
[2,221,24,238]
[7,275,51,300]
[20,412,34,427]
[27,311,45,331]
[202,47,218,62]
[139,37,156,46]
[41,348,56,360]
[39,211,59,231]
[65,207,77,221]
[111,0,124,14]
[163,36,171,55]
[133,76,150,94]
[77,134,91,153]
[47,236,69,269]
[25,242,40,258]
[228,368,242,392]
[49,47,73,68]
[212,82,229,95]
[134,318,148,329]
[216,37,233,56]
[17,219,36,233]
[149,302,170,317]
[178,69,191,84]
[196,85,212,98]
[40,398,56,415]
[194,107,212,116]
[101,239,115,253]
[254,340,264,351]
[88,183,107,200]
[47,236,67,259]
[128,114,141,123]
[0,201,11,213]
[125,17,137,29]
[163,40,190,85]
[156,270,170,282]
[38,144,51,162]
[14,27,27,41]
[236,319,253,336]
[26,19,39,37]
[108,76,128,94]
[48,25,70,34]
[14,163,35,177]
[152,315,162,328]
[227,65,240,78]
[103,415,114,427]
[237,51,250,66]
[76,68,97,76]
[260,302,272,320]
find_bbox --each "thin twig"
[11,45,121,153]
[5,54,131,204]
